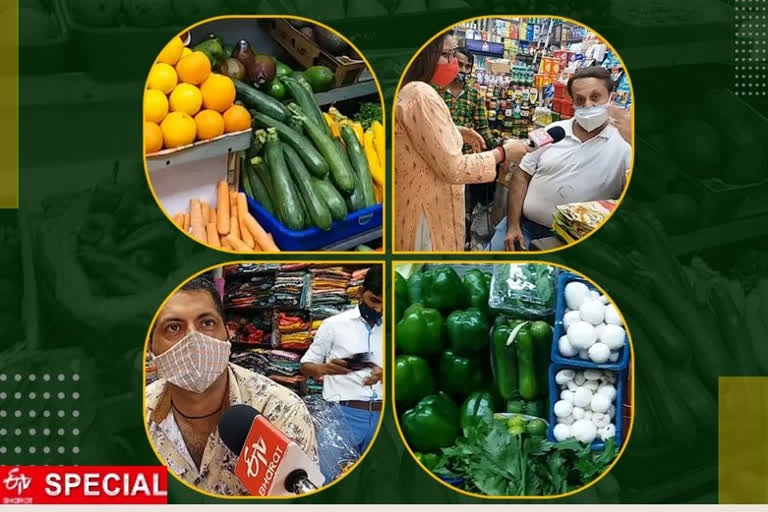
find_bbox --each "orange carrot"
[221,237,233,250]
[206,222,220,248]
[173,213,184,228]
[209,206,217,225]
[189,199,207,243]
[229,213,241,241]
[236,193,255,249]
[183,212,190,232]
[201,201,210,225]
[224,234,252,252]
[244,212,279,251]
[217,181,230,235]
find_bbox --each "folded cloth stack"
[277,312,310,333]
[310,267,351,316]
[306,377,324,395]
[346,267,370,302]
[276,330,314,351]
[280,263,310,272]
[230,349,301,377]
[225,273,276,309]
[226,312,272,345]
[308,306,345,319]
[269,374,307,395]
[272,271,309,308]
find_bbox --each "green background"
[1,0,761,504]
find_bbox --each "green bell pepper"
[462,269,490,313]
[396,304,444,355]
[395,355,434,404]
[406,271,424,305]
[439,350,484,396]
[395,271,409,307]
[445,307,490,356]
[491,322,519,400]
[459,391,496,433]
[414,452,440,470]
[516,324,539,400]
[530,320,552,395]
[421,265,465,311]
[401,392,459,452]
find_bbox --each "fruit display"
[144,36,245,154]
[394,263,632,496]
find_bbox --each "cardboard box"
[486,59,511,75]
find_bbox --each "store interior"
[450,17,632,250]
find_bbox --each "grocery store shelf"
[314,80,379,106]
[324,227,382,250]
[146,129,251,173]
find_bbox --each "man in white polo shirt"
[299,266,383,454]
[490,66,631,250]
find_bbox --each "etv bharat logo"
[3,468,32,495]
[243,437,268,478]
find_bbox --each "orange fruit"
[144,122,163,153]
[223,104,252,133]
[161,112,197,149]
[176,51,211,85]
[194,109,225,140]
[181,47,193,58]
[144,89,169,123]
[169,83,203,116]
[156,36,184,66]
[147,63,177,94]
[200,73,236,113]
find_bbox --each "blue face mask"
[359,302,381,326]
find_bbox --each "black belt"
[339,400,382,411]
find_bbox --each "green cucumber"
[335,139,365,211]
[515,325,539,400]
[250,156,274,197]
[241,157,256,198]
[287,104,356,194]
[290,176,311,230]
[264,129,304,231]
[234,79,290,122]
[251,111,329,178]
[340,125,376,207]
[312,177,348,221]
[282,143,333,231]
[245,158,275,215]
[281,75,328,135]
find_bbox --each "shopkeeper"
[145,277,318,496]
[395,30,529,251]
[490,66,631,250]
[300,266,383,453]
[439,47,494,151]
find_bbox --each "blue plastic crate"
[551,272,630,371]
[546,363,626,451]
[245,194,381,251]
[439,476,465,489]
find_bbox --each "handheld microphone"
[219,404,325,496]
[527,126,566,149]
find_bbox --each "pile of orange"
[144,36,250,155]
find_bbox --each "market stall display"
[394,263,632,496]
[144,18,384,251]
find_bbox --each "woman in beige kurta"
[395,32,527,251]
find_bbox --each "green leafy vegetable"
[432,419,618,496]
[354,102,383,130]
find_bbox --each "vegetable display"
[395,263,630,496]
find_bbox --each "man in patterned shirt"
[145,277,318,496]
[438,47,494,151]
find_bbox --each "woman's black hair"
[401,30,454,86]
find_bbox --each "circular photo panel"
[392,16,633,253]
[143,262,385,497]
[143,16,385,253]
[393,262,633,498]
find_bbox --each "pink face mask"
[431,57,459,88]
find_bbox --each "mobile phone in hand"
[344,352,371,371]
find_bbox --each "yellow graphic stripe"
[0,3,18,208]
[719,377,768,504]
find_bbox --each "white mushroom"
[583,379,599,392]
[573,387,593,408]
[593,413,611,428]
[555,369,576,385]
[574,373,586,386]
[565,281,590,310]
[558,335,578,358]
[588,343,611,364]
[600,324,626,351]
[596,384,617,401]
[579,349,590,360]
[560,390,575,403]
[554,400,574,418]
[553,423,572,442]
[566,380,578,391]
[604,303,621,325]
[572,419,597,444]
[558,415,576,426]
[609,352,620,363]
[584,369,603,381]
[598,424,616,440]
[567,321,597,349]
[590,394,612,414]
[563,310,582,331]
[579,300,605,325]
[572,406,586,420]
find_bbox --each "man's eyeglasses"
[440,48,457,60]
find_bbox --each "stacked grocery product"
[394,263,631,496]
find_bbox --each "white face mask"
[574,103,609,132]
[153,331,231,393]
